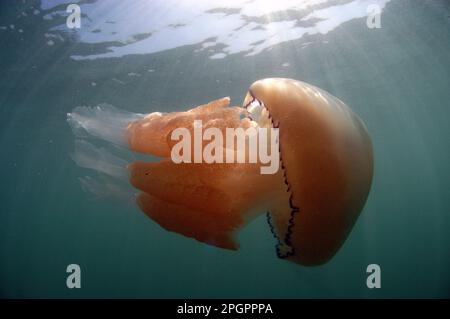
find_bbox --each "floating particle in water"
[282,62,290,67]
[112,78,125,85]
[127,72,141,77]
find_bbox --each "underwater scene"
[0,0,449,298]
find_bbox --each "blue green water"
[0,0,449,298]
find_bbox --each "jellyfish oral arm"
[169,120,280,174]
[126,97,286,251]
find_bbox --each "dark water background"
[0,0,449,298]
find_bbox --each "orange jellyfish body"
[126,78,373,266]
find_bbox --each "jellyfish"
[67,78,373,266]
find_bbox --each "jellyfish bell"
[67,78,373,266]
[243,78,373,265]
